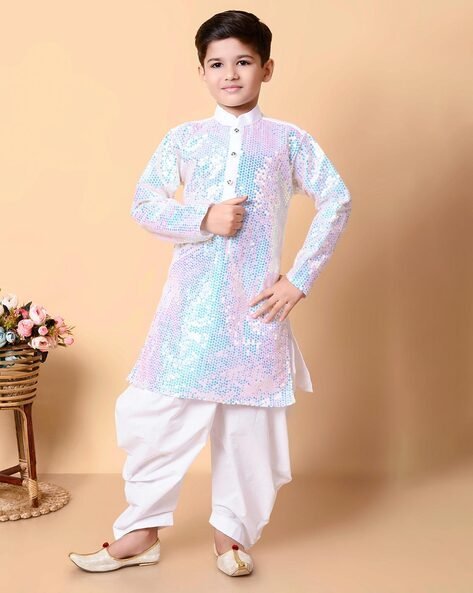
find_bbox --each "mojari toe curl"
[213,542,254,576]
[68,538,160,572]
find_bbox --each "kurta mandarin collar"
[213,103,263,127]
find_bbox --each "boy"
[69,9,351,577]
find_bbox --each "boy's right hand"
[200,195,248,237]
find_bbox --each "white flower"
[1,293,18,310]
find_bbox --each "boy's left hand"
[249,275,306,323]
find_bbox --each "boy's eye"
[210,60,251,68]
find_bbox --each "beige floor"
[2,461,472,593]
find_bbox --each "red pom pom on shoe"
[102,542,110,547]
[232,544,239,550]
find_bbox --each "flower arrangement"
[0,288,75,362]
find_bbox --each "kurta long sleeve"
[126,103,352,407]
[131,129,215,244]
[285,131,352,297]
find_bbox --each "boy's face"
[198,37,273,115]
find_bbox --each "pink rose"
[54,316,65,327]
[58,325,68,335]
[29,335,57,351]
[17,319,35,338]
[29,303,47,325]
[63,336,74,345]
[38,325,49,336]
[19,308,29,319]
[29,336,49,351]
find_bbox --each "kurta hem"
[126,379,297,408]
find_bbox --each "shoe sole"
[69,559,159,573]
[69,537,161,572]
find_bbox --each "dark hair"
[195,10,272,69]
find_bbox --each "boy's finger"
[250,297,276,318]
[223,195,248,204]
[249,290,267,306]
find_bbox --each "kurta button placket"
[222,120,244,203]
[221,118,245,258]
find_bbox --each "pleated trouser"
[112,384,293,550]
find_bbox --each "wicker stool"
[0,344,44,508]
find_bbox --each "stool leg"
[23,403,39,508]
[14,409,28,478]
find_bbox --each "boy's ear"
[261,58,274,83]
[197,64,205,81]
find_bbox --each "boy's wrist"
[200,204,214,232]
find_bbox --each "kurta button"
[234,128,239,132]
[227,179,233,184]
[231,151,237,156]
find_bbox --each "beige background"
[1,0,472,480]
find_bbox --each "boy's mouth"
[222,86,242,92]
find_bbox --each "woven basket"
[0,343,44,406]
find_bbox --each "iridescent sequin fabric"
[126,103,352,407]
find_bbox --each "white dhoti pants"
[112,384,293,550]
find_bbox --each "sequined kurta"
[126,103,352,407]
